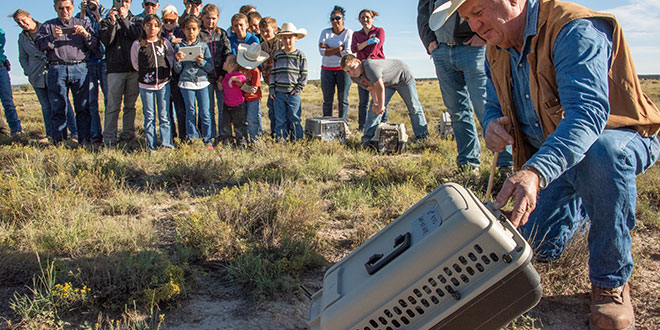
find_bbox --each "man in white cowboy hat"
[269,22,308,141]
[237,42,269,141]
[433,1,660,329]
[418,0,513,174]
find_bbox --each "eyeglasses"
[330,16,343,21]
[163,19,176,24]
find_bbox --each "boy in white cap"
[269,22,307,141]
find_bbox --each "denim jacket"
[173,39,213,84]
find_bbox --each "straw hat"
[237,43,269,70]
[276,22,307,39]
[429,0,466,31]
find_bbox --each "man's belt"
[49,60,84,66]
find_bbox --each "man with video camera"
[76,0,107,145]
[35,0,97,144]
[99,0,142,146]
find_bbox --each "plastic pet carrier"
[371,123,408,154]
[437,112,453,140]
[305,117,351,144]
[308,183,542,330]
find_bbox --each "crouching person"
[341,54,428,146]
[435,0,660,329]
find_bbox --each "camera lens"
[88,2,97,11]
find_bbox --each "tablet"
[179,46,201,62]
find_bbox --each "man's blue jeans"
[321,69,351,120]
[88,61,107,142]
[140,85,174,150]
[431,44,512,168]
[246,99,262,141]
[0,65,22,134]
[519,129,659,288]
[47,63,91,143]
[362,81,428,144]
[273,91,303,141]
[34,86,77,138]
[180,87,212,144]
[358,85,387,130]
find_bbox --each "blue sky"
[2,0,659,85]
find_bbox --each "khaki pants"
[103,72,138,143]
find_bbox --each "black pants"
[221,102,248,147]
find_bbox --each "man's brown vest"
[486,0,660,168]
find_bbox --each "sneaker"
[590,283,635,330]
[454,164,480,176]
[11,131,22,140]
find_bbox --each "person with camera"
[76,0,108,145]
[99,0,142,146]
[35,0,97,144]
[0,27,22,139]
[180,0,202,23]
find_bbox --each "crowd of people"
[1,1,660,329]
[2,0,433,151]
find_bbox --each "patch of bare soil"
[166,229,660,330]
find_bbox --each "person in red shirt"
[237,43,268,142]
[350,9,385,130]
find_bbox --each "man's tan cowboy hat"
[276,22,307,39]
[237,43,269,70]
[429,0,467,31]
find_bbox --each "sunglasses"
[163,19,176,24]
[144,2,157,7]
[330,16,343,21]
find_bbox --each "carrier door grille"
[356,244,501,330]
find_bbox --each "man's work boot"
[590,283,635,330]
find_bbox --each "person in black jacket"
[99,0,142,146]
[199,4,231,142]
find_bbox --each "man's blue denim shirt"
[484,0,613,186]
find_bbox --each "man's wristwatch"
[521,165,546,189]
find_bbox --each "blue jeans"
[431,44,513,168]
[246,99,262,141]
[362,81,428,144]
[267,95,275,138]
[519,129,659,288]
[87,61,107,142]
[140,85,174,150]
[207,83,223,141]
[180,87,212,144]
[358,85,387,130]
[321,69,351,120]
[273,91,303,141]
[34,86,77,138]
[47,63,91,143]
[169,77,186,140]
[0,65,22,133]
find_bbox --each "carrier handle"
[364,232,412,275]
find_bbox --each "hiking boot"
[590,283,635,330]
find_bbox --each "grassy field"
[1,79,659,329]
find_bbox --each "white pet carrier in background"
[305,117,351,144]
[371,123,408,154]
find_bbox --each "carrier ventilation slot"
[356,244,500,329]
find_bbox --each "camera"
[87,1,98,11]
[187,0,202,5]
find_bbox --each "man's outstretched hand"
[493,169,540,228]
